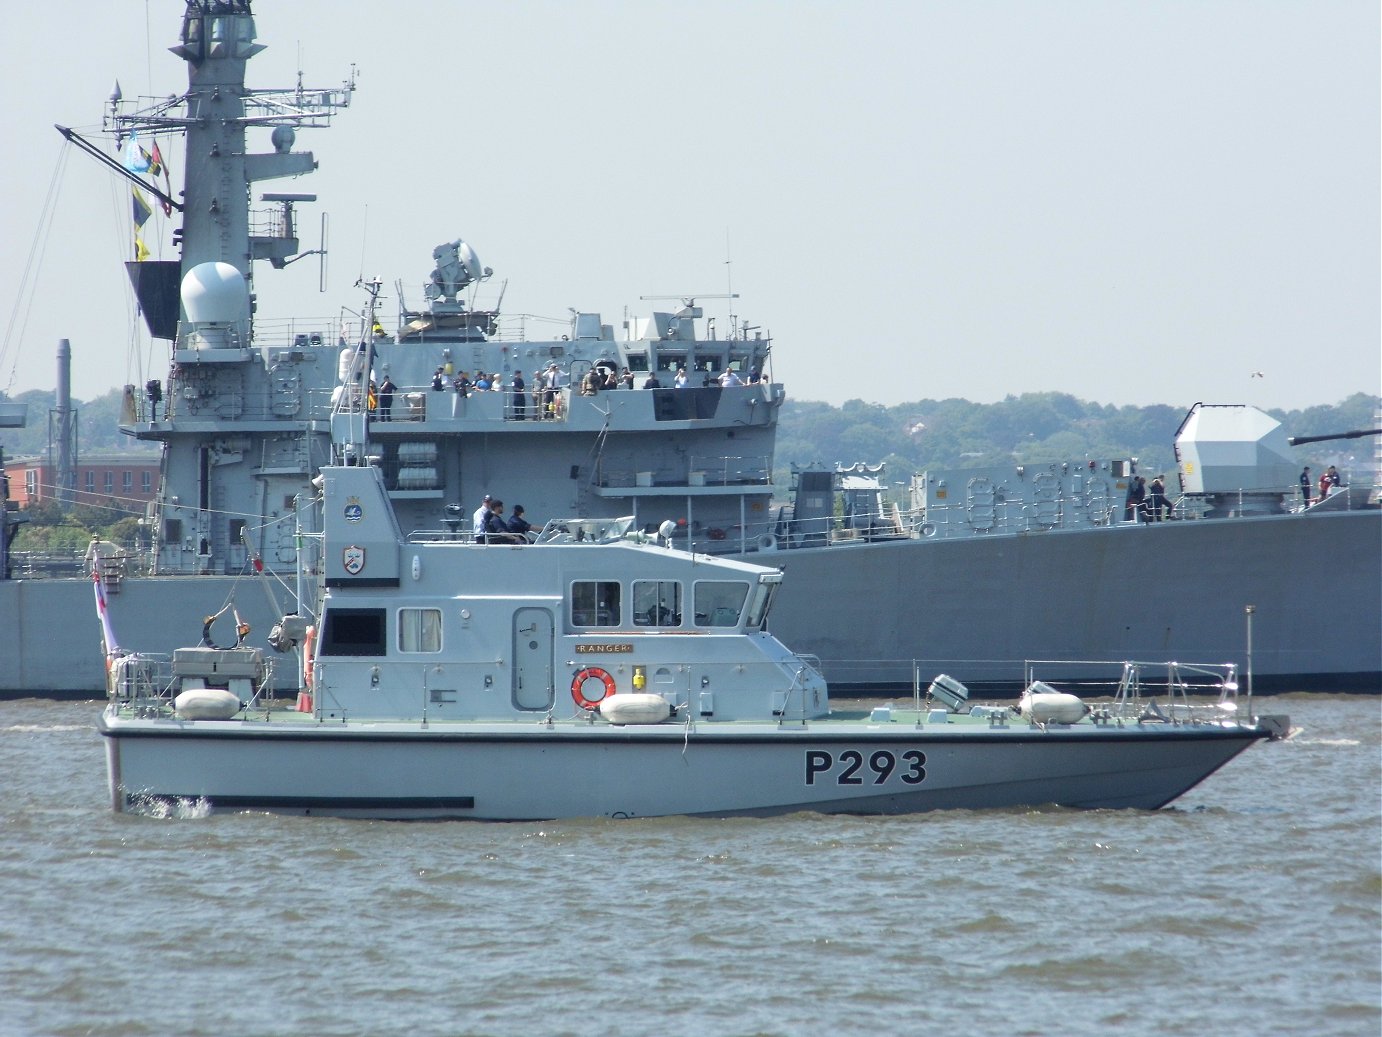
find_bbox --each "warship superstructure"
[2,1,1378,696]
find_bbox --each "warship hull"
[9,506,1378,697]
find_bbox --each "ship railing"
[310,383,570,424]
[253,318,342,353]
[775,654,824,727]
[407,528,482,544]
[106,653,175,708]
[910,496,1125,539]
[6,547,91,578]
[1024,658,1247,725]
[774,509,912,548]
[594,455,772,490]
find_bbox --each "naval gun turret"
[1174,404,1300,516]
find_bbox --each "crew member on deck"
[473,494,493,541]
[507,504,534,542]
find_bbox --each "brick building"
[3,453,161,511]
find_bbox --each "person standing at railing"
[1123,476,1146,522]
[376,375,395,422]
[506,504,534,542]
[473,494,493,541]
[1299,466,1312,508]
[511,371,526,420]
[532,367,548,418]
[1147,475,1168,521]
[545,362,566,417]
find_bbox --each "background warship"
[2,1,1378,697]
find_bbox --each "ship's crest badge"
[343,546,365,575]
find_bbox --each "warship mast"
[99,0,355,579]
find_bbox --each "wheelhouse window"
[693,581,749,628]
[398,607,442,652]
[320,608,387,656]
[570,581,621,627]
[744,579,778,631]
[632,580,681,627]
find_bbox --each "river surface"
[1,695,1378,1037]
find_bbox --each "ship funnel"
[181,262,251,351]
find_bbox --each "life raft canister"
[571,667,617,710]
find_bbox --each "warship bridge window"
[632,580,681,627]
[398,608,443,653]
[570,581,622,628]
[693,581,749,628]
[320,608,387,656]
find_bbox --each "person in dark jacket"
[506,504,534,542]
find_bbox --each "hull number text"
[804,749,926,786]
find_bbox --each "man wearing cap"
[473,494,493,541]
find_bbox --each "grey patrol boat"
[2,0,1378,698]
[95,431,1283,821]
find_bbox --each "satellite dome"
[182,263,251,326]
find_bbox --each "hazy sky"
[1,1,1377,411]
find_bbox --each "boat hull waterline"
[100,715,1266,820]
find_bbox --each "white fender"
[599,693,672,726]
[174,687,242,720]
[1018,682,1088,724]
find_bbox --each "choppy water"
[1,696,1378,1037]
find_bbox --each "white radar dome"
[182,262,251,325]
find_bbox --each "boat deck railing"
[106,651,278,713]
[1022,658,1247,723]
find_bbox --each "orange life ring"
[571,667,617,710]
[303,624,317,689]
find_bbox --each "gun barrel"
[1288,428,1382,447]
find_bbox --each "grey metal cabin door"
[513,608,555,710]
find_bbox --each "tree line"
[775,391,1380,489]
